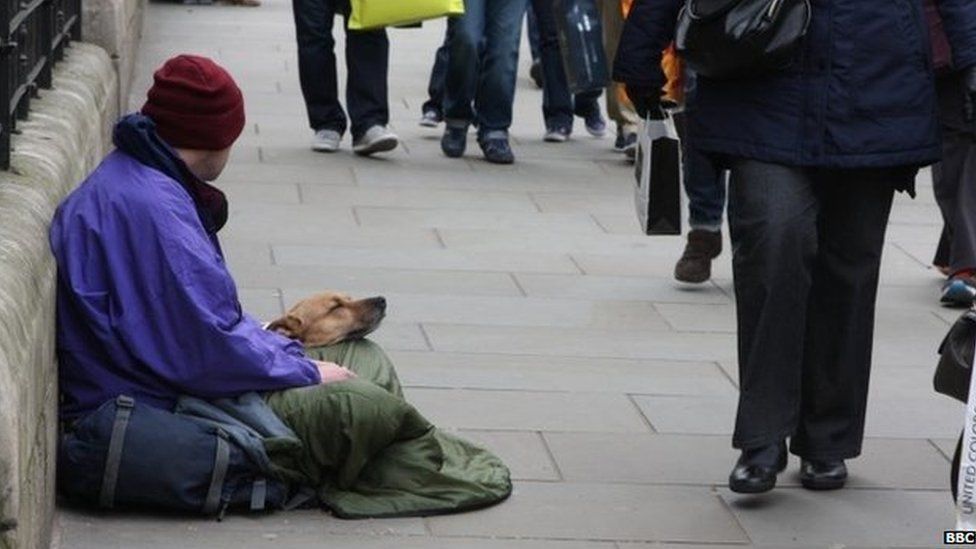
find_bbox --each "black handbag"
[554,0,610,93]
[934,309,976,403]
[675,0,811,79]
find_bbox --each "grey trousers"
[728,160,899,460]
[933,73,976,273]
[597,0,640,134]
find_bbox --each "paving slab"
[219,161,359,185]
[654,303,736,333]
[224,204,358,243]
[421,324,737,362]
[238,287,284,320]
[272,246,582,274]
[427,482,750,544]
[300,186,539,212]
[630,395,738,435]
[58,508,427,548]
[456,430,560,481]
[404,388,650,433]
[388,351,737,396]
[217,181,301,204]
[719,488,952,548]
[514,273,732,304]
[531,191,635,215]
[235,265,522,298]
[932,438,957,461]
[354,206,606,234]
[573,251,736,279]
[545,433,949,490]
[363,323,431,352]
[437,228,689,255]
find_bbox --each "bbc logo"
[947,531,976,544]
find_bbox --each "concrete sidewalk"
[57,1,961,547]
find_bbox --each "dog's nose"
[373,297,386,311]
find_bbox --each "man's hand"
[314,360,356,384]
[625,84,664,120]
[965,66,976,136]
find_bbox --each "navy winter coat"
[614,0,976,168]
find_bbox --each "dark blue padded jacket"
[613,0,976,168]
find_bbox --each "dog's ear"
[267,314,304,340]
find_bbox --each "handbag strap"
[99,395,135,509]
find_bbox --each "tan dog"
[268,292,386,347]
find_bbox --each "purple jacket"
[51,119,320,420]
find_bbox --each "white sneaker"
[312,129,341,152]
[544,126,571,143]
[353,125,399,156]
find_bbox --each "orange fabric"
[661,44,684,104]
[621,0,633,17]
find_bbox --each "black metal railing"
[0,0,80,169]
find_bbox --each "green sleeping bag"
[264,339,512,519]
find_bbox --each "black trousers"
[932,73,976,273]
[292,0,389,139]
[728,160,899,460]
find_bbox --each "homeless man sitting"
[51,55,511,519]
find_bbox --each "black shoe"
[615,127,637,153]
[799,459,847,491]
[479,137,515,164]
[728,442,787,494]
[675,229,723,284]
[441,125,468,158]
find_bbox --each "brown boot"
[674,229,722,283]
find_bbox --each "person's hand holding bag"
[625,84,664,119]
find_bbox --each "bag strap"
[203,430,231,515]
[249,479,267,511]
[99,395,135,509]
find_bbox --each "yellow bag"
[348,0,465,30]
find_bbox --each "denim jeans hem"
[479,129,509,141]
[688,221,722,232]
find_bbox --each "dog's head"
[268,292,386,347]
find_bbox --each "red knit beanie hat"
[142,55,245,151]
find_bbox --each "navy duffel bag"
[58,395,289,517]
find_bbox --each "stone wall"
[0,43,118,549]
[82,0,146,114]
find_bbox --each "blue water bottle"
[553,0,610,94]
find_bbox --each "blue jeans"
[422,34,450,116]
[528,0,600,129]
[684,143,727,231]
[680,73,727,231]
[444,0,528,137]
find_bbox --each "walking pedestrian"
[600,0,641,155]
[292,0,398,155]
[928,0,976,307]
[674,70,728,284]
[420,29,452,128]
[530,0,607,142]
[615,0,976,494]
[440,0,528,164]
